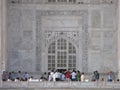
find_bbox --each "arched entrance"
[47,38,76,71]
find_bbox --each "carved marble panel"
[21,10,34,31]
[7,8,36,72]
[36,10,88,72]
[88,52,102,72]
[7,8,21,32]
[90,31,102,51]
[42,16,81,28]
[103,31,117,52]
[21,31,33,50]
[7,50,17,71]
[7,8,22,51]
[91,10,101,28]
[103,8,116,28]
[19,50,35,72]
[45,31,80,48]
[90,38,101,51]
[102,51,117,72]
[7,0,117,5]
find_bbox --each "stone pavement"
[0,81,120,90]
[0,87,120,90]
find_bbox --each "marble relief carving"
[8,0,116,5]
[45,31,80,48]
[36,10,88,72]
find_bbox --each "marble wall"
[6,0,118,74]
[0,0,7,72]
[0,0,1,71]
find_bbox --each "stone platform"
[0,81,120,90]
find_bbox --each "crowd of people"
[47,70,100,82]
[47,70,84,82]
[1,70,118,82]
[2,71,30,81]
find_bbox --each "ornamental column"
[118,0,120,79]
[0,0,7,75]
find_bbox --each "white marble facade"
[5,0,118,74]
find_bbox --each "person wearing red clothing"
[65,70,71,81]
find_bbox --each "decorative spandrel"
[45,31,80,48]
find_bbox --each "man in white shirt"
[48,70,54,81]
[71,70,76,81]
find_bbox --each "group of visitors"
[2,71,30,81]
[91,70,100,81]
[47,70,85,82]
[1,70,116,82]
[43,70,116,82]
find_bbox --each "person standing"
[71,70,77,81]
[108,71,114,82]
[24,72,29,81]
[16,71,22,81]
[81,72,85,82]
[94,70,99,81]
[65,70,71,81]
[76,70,81,81]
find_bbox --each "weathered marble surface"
[1,82,120,90]
[0,88,119,90]
[6,0,118,74]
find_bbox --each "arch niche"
[47,38,77,71]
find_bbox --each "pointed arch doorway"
[47,38,76,71]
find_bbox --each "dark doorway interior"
[57,69,66,73]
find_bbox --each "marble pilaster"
[0,0,7,72]
[118,0,120,79]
